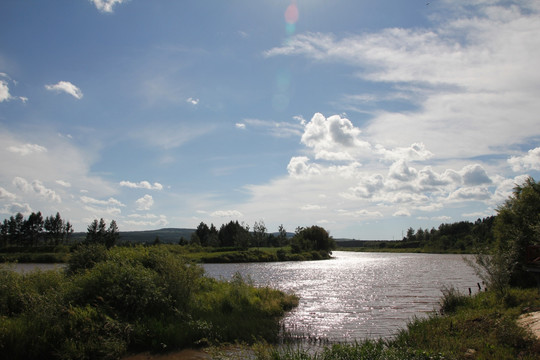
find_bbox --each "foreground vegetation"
[254,287,540,360]
[0,245,298,359]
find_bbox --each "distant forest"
[1,209,494,254]
[339,216,495,253]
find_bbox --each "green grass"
[0,245,299,359]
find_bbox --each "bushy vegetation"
[0,245,298,359]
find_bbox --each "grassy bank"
[0,244,332,264]
[256,287,540,360]
[0,245,298,359]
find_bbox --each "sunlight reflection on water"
[203,251,481,341]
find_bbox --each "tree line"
[188,220,335,253]
[0,212,73,247]
[400,216,495,252]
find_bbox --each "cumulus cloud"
[45,81,83,99]
[13,177,61,203]
[7,144,47,156]
[120,180,163,190]
[461,164,492,186]
[135,194,154,211]
[287,156,321,178]
[388,160,418,182]
[508,147,540,171]
[301,113,369,160]
[90,0,128,13]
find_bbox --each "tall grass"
[0,245,298,359]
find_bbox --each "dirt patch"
[518,311,540,339]
[122,349,211,360]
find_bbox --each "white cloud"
[460,164,492,186]
[377,143,433,162]
[0,80,11,102]
[210,210,243,218]
[56,180,71,187]
[388,160,418,182]
[287,156,321,178]
[508,147,540,171]
[135,194,154,211]
[120,180,163,190]
[1,202,32,215]
[13,177,61,203]
[45,81,83,99]
[0,187,16,201]
[235,123,246,130]
[124,214,168,228]
[90,0,128,13]
[448,186,491,201]
[393,209,411,217]
[0,74,27,103]
[83,205,122,216]
[186,97,199,105]
[301,113,370,161]
[242,118,304,138]
[7,144,47,156]
[300,204,326,211]
[81,195,125,207]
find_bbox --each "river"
[7,251,481,342]
[203,251,481,341]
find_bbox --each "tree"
[85,218,119,248]
[253,220,267,249]
[24,212,44,246]
[196,222,210,246]
[493,177,540,287]
[217,221,251,249]
[277,224,288,247]
[106,220,119,248]
[291,225,335,253]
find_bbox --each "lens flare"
[284,3,299,24]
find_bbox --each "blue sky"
[1,0,540,239]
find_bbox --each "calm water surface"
[203,251,481,341]
[7,252,481,342]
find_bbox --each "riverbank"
[0,244,332,264]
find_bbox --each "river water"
[7,251,481,342]
[203,251,481,341]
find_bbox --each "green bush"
[0,246,298,359]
